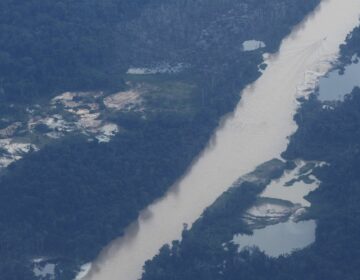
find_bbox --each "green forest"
[0,0,320,279]
[141,26,360,280]
[141,86,360,280]
[0,0,150,102]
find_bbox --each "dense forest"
[0,0,317,103]
[142,87,360,280]
[0,0,150,102]
[0,0,320,279]
[141,26,360,280]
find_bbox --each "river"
[79,1,360,279]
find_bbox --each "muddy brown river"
[78,1,360,279]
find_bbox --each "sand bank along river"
[78,1,360,279]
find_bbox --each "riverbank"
[139,2,360,280]
[79,1,360,279]
[0,1,322,279]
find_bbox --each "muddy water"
[79,1,360,279]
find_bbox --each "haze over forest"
[0,1,359,280]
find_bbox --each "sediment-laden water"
[79,1,360,279]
